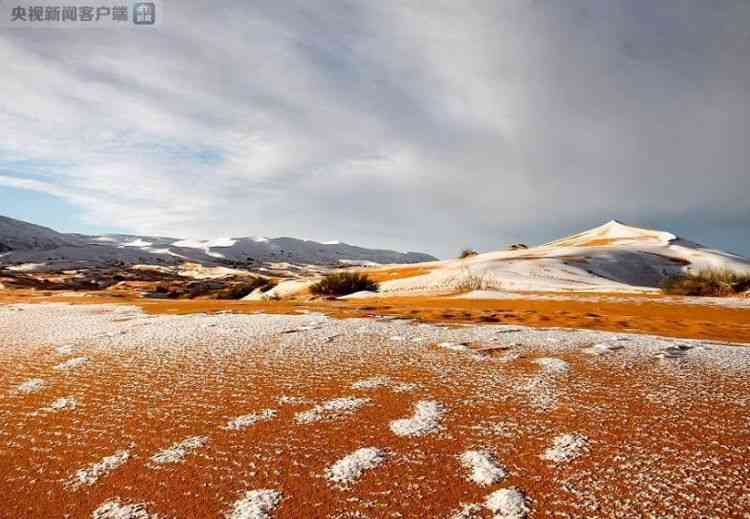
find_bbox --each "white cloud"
[1,1,749,257]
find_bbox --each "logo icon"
[133,2,155,24]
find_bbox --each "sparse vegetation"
[213,278,277,300]
[310,272,378,296]
[662,268,750,297]
[451,267,501,292]
[459,248,478,259]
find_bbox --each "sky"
[1,1,749,259]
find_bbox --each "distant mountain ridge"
[0,215,437,270]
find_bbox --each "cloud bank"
[1,1,749,257]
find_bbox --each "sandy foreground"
[1,302,749,518]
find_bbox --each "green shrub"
[662,268,750,297]
[310,272,378,296]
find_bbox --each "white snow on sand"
[390,400,446,437]
[352,376,391,389]
[351,376,417,392]
[587,342,626,355]
[542,433,589,463]
[92,498,157,519]
[294,397,370,424]
[7,263,46,272]
[533,357,570,373]
[55,344,75,355]
[438,341,471,352]
[485,487,530,519]
[224,409,277,431]
[54,356,89,370]
[226,489,282,519]
[449,503,483,519]
[276,395,311,405]
[16,378,45,393]
[44,396,78,412]
[66,450,130,489]
[378,220,750,296]
[326,447,386,486]
[459,450,507,486]
[150,436,208,465]
[121,239,152,248]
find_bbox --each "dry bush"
[310,272,378,296]
[459,248,479,259]
[662,268,750,297]
[214,278,276,300]
[451,268,501,292]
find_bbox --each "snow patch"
[55,344,75,355]
[438,341,471,352]
[295,397,370,424]
[92,498,157,519]
[54,356,89,370]
[533,357,569,373]
[121,239,152,248]
[66,450,130,489]
[351,376,417,392]
[587,342,625,355]
[459,450,507,486]
[485,487,530,519]
[44,396,78,412]
[390,400,446,437]
[226,489,282,519]
[16,378,45,394]
[276,395,311,405]
[224,409,277,431]
[150,436,208,465]
[352,376,391,390]
[449,503,483,519]
[541,433,589,463]
[326,447,386,486]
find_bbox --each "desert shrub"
[310,272,378,296]
[662,268,750,297]
[451,268,501,292]
[459,248,479,259]
[214,278,277,300]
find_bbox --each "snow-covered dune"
[378,221,750,295]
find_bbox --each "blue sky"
[0,186,127,235]
[1,1,749,258]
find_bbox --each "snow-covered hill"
[0,215,436,271]
[0,215,81,251]
[375,220,750,295]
